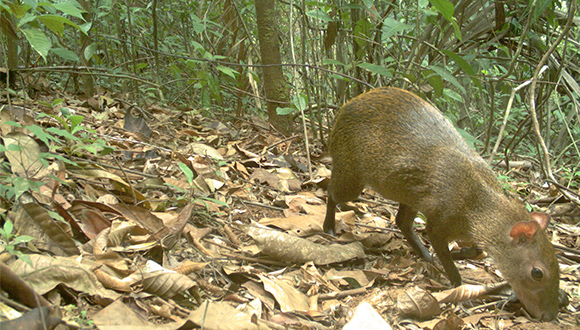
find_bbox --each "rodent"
[323,87,560,321]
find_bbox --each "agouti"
[323,87,560,321]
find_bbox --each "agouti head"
[323,87,560,321]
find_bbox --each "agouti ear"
[530,212,551,231]
[510,221,539,245]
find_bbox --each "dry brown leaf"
[173,260,208,275]
[11,254,120,301]
[431,283,506,304]
[92,300,150,328]
[186,301,263,330]
[325,268,372,288]
[142,272,197,299]
[397,286,441,319]
[258,214,324,234]
[259,275,310,313]
[432,310,465,330]
[186,142,224,159]
[3,132,44,178]
[301,262,339,292]
[93,268,132,293]
[12,202,79,256]
[109,203,164,232]
[68,202,112,239]
[238,223,365,265]
[283,194,326,217]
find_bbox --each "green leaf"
[45,153,77,166]
[191,15,205,34]
[38,14,84,34]
[381,17,413,41]
[10,177,33,201]
[292,94,307,111]
[443,88,463,102]
[179,163,195,185]
[441,49,480,87]
[37,15,65,35]
[450,19,462,42]
[46,127,80,141]
[3,220,14,238]
[361,0,374,9]
[51,47,79,62]
[427,64,466,93]
[217,65,238,79]
[429,0,455,21]
[306,9,333,22]
[15,252,32,266]
[52,99,65,107]
[78,22,91,35]
[441,50,474,76]
[69,115,84,134]
[276,107,295,115]
[423,69,444,96]
[25,125,61,147]
[12,235,35,245]
[358,63,392,77]
[198,196,230,208]
[52,1,85,20]
[3,121,22,128]
[354,18,372,50]
[322,59,345,66]
[22,0,38,11]
[19,13,37,27]
[84,43,97,61]
[10,2,29,18]
[22,28,51,60]
[456,127,483,148]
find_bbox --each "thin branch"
[528,1,579,205]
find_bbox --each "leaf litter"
[0,93,578,330]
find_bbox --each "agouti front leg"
[395,204,433,263]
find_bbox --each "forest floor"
[1,89,579,330]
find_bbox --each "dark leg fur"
[323,196,337,235]
[428,226,462,286]
[323,172,363,235]
[395,204,433,263]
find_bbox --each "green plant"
[167,162,229,215]
[63,304,94,327]
[0,0,90,61]
[36,107,115,156]
[0,219,34,265]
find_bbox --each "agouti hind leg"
[323,196,338,235]
[428,225,462,286]
[396,204,433,263]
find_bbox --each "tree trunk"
[255,0,293,135]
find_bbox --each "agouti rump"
[323,87,560,321]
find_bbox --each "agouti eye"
[531,267,544,281]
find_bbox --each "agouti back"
[323,87,559,321]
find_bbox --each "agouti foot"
[323,228,335,236]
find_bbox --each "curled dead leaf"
[93,268,132,292]
[237,223,364,265]
[431,283,506,304]
[397,286,441,319]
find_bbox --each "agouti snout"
[323,87,560,321]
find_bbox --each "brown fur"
[323,87,559,321]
